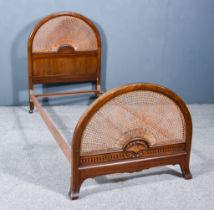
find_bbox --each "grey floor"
[0,105,214,210]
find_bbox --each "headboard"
[28,12,102,105]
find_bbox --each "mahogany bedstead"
[28,12,192,200]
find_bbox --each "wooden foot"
[69,177,81,200]
[180,163,192,180]
[29,110,33,114]
[68,190,79,200]
[29,101,34,114]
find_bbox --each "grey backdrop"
[0,0,214,105]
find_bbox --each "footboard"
[69,83,192,200]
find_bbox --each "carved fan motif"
[124,139,148,154]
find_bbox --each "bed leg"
[95,83,103,97]
[29,101,34,114]
[69,177,81,200]
[179,159,192,180]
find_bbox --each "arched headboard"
[28,12,102,98]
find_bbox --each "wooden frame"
[30,84,192,200]
[28,12,103,113]
[69,83,192,199]
[28,13,192,201]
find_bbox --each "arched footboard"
[69,83,192,200]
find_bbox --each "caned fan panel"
[32,16,98,52]
[80,90,186,156]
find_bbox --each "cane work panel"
[80,90,186,156]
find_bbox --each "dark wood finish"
[79,153,186,180]
[28,81,192,200]
[28,14,192,199]
[31,95,71,163]
[35,90,99,98]
[32,52,98,84]
[69,83,192,200]
[28,12,102,112]
[80,143,186,166]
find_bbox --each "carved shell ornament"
[123,138,149,158]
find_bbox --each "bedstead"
[28,12,192,200]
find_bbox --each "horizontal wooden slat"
[80,143,186,166]
[33,74,97,84]
[32,50,98,58]
[35,90,98,98]
[79,153,186,179]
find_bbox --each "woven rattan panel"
[80,90,186,156]
[33,16,97,52]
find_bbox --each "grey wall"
[0,0,214,105]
